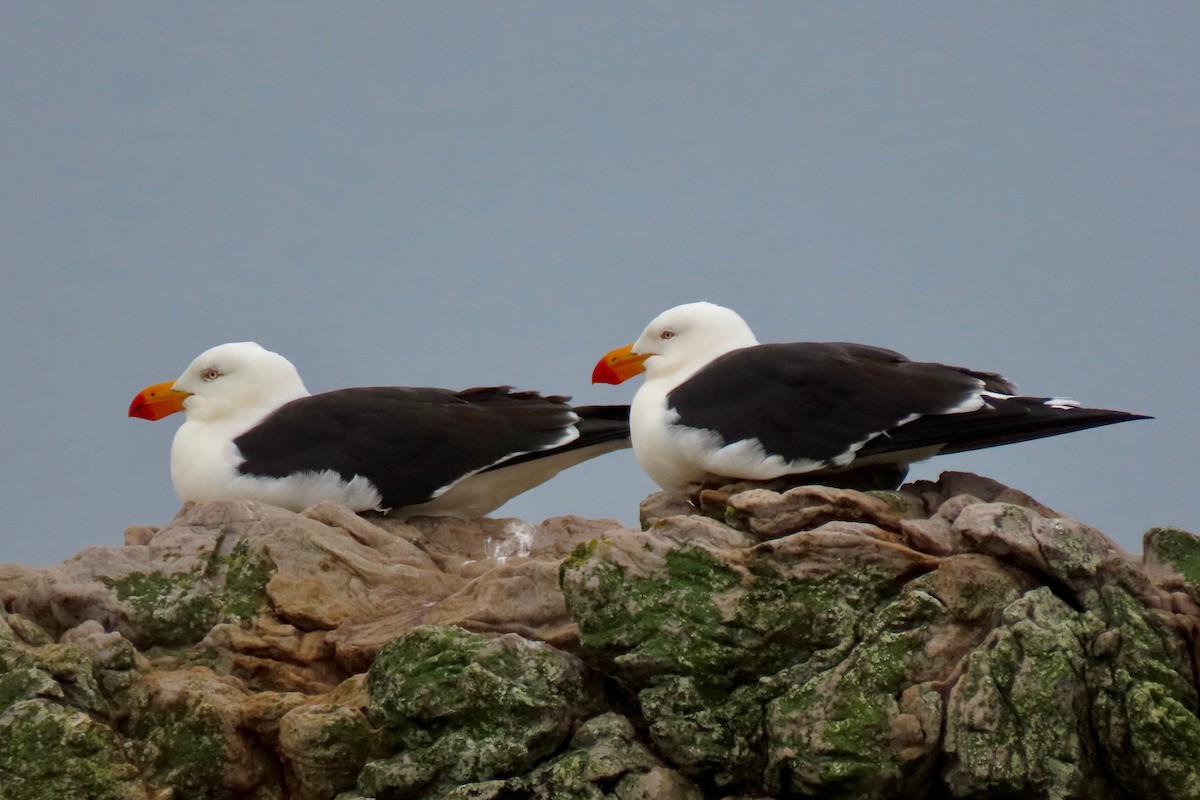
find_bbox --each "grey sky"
[2,3,1196,565]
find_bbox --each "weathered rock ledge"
[1,471,1198,799]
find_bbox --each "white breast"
[630,379,835,492]
[169,417,384,512]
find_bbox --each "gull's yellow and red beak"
[592,344,650,385]
[128,381,192,421]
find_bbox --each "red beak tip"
[591,364,616,385]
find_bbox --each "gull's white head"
[593,302,760,386]
[129,342,309,424]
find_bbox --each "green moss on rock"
[515,713,701,800]
[127,704,226,797]
[360,626,595,796]
[563,539,901,694]
[638,675,764,788]
[1145,526,1200,590]
[0,699,140,800]
[0,666,60,714]
[943,588,1097,799]
[765,627,926,798]
[219,540,275,621]
[103,540,274,647]
[1086,583,1200,800]
[1124,681,1200,800]
[562,541,743,685]
[762,564,1002,799]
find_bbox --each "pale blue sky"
[2,3,1196,564]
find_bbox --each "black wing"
[667,342,1012,467]
[854,396,1149,460]
[233,386,581,509]
[482,404,630,471]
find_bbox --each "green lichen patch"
[125,703,226,796]
[993,504,1031,531]
[0,615,33,676]
[103,540,274,647]
[638,675,764,788]
[280,702,380,798]
[735,557,891,673]
[24,642,108,715]
[0,699,141,800]
[515,713,672,800]
[219,540,276,621]
[0,613,53,654]
[1087,583,1200,800]
[564,536,912,695]
[1123,680,1200,800]
[361,626,594,795]
[762,567,985,799]
[104,569,221,647]
[1090,585,1196,706]
[0,610,116,719]
[943,588,1095,800]
[433,780,512,800]
[1145,526,1200,591]
[865,490,927,518]
[563,541,745,686]
[560,538,602,574]
[0,666,61,713]
[764,627,926,797]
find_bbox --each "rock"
[0,471,1197,799]
[277,675,380,800]
[360,625,597,795]
[942,588,1103,799]
[517,713,703,799]
[0,699,145,800]
[1145,526,1200,608]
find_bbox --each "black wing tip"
[1048,405,1152,424]
[853,399,1152,463]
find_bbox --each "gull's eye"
[660,329,676,340]
[201,367,222,381]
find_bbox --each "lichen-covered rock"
[1144,527,1200,616]
[943,588,1104,800]
[637,675,765,787]
[278,676,380,800]
[124,666,305,796]
[359,625,598,796]
[517,713,702,800]
[561,525,937,692]
[0,612,148,800]
[0,699,145,800]
[0,471,1197,799]
[760,555,1028,798]
[1085,584,1200,800]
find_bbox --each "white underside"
[171,416,387,512]
[630,377,1059,491]
[633,400,942,491]
[629,380,833,492]
[395,439,628,518]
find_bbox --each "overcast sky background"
[2,3,1196,565]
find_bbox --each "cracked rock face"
[1,471,1199,800]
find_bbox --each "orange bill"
[128,381,191,421]
[592,343,650,385]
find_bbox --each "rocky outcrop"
[1,471,1198,799]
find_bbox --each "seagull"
[592,301,1148,492]
[131,342,629,517]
